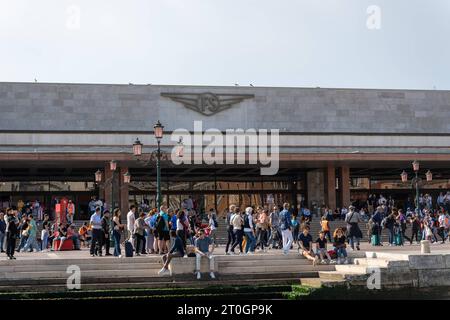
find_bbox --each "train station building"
[1,82,449,219]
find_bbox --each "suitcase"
[394,233,402,246]
[125,240,134,257]
[327,250,337,259]
[371,234,380,246]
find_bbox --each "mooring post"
[421,240,431,254]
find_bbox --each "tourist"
[89,207,103,257]
[134,211,147,256]
[156,205,170,254]
[383,212,396,246]
[126,205,136,241]
[230,207,244,254]
[66,200,75,225]
[243,207,256,254]
[176,209,189,249]
[320,215,332,242]
[88,197,97,215]
[315,231,333,264]
[438,211,448,243]
[21,214,40,252]
[150,209,160,254]
[78,222,90,248]
[158,234,185,276]
[297,225,319,265]
[291,213,300,245]
[101,210,112,255]
[52,223,68,251]
[144,210,155,254]
[333,228,349,264]
[280,203,293,255]
[194,229,215,280]
[112,208,124,257]
[269,206,282,249]
[409,213,421,244]
[256,209,269,252]
[5,209,19,260]
[345,205,362,251]
[68,224,81,250]
[398,209,411,244]
[207,211,218,246]
[225,204,236,254]
[40,214,50,251]
[393,215,403,246]
[169,208,177,248]
[17,215,29,252]
[0,211,5,253]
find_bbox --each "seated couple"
[158,229,216,280]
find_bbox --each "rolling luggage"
[371,234,380,246]
[125,240,134,257]
[394,233,403,246]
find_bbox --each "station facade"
[1,82,450,218]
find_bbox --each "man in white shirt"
[127,205,136,241]
[89,207,103,257]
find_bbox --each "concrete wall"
[1,82,450,134]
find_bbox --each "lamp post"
[400,161,432,214]
[132,120,167,210]
[154,121,164,209]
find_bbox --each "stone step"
[0,275,178,286]
[216,253,304,261]
[299,277,346,288]
[0,269,162,280]
[219,259,312,267]
[353,258,409,268]
[318,270,366,281]
[0,277,301,292]
[0,256,160,266]
[365,251,410,260]
[334,265,371,273]
[220,264,335,274]
[0,262,163,273]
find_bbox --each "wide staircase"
[0,252,337,293]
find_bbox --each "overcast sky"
[1,0,449,89]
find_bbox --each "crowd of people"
[2,192,450,271]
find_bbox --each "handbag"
[22,230,28,237]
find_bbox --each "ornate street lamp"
[400,170,408,183]
[110,160,117,171]
[154,120,164,209]
[133,138,142,157]
[401,160,432,215]
[426,170,432,182]
[123,171,131,184]
[95,170,102,183]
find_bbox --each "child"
[320,216,332,242]
[333,228,349,264]
[315,231,333,264]
[298,225,319,266]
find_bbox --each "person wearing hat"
[345,205,362,250]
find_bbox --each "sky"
[1,0,449,89]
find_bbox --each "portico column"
[119,166,129,220]
[339,165,351,208]
[104,164,113,210]
[325,164,336,210]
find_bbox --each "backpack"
[156,214,166,232]
[213,217,218,228]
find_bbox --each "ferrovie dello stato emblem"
[161,92,254,116]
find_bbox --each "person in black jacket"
[101,210,112,256]
[5,208,19,260]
